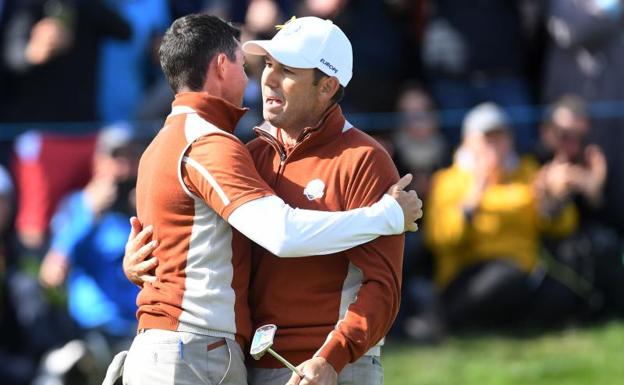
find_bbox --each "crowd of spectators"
[1,0,624,384]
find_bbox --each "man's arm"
[40,191,97,287]
[313,235,402,367]
[289,148,405,385]
[182,134,421,258]
[123,185,419,287]
[227,187,416,258]
[424,169,472,253]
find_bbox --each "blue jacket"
[50,191,139,337]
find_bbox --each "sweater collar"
[255,104,352,151]
[170,92,247,134]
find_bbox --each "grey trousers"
[248,355,384,385]
[106,329,247,385]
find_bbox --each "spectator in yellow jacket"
[425,102,578,329]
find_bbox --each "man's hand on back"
[286,357,337,385]
[387,173,423,232]
[123,217,159,287]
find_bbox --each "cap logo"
[275,16,301,35]
[320,58,338,74]
[275,16,297,30]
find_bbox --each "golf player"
[108,14,421,385]
[240,17,405,385]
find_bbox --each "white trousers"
[103,329,247,385]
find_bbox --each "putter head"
[250,324,277,360]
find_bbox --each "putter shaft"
[267,348,304,378]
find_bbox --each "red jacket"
[247,104,404,372]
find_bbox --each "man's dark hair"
[159,14,241,93]
[313,69,344,104]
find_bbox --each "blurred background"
[1,0,624,384]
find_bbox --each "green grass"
[382,321,624,385]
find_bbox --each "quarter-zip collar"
[170,92,248,134]
[253,103,351,159]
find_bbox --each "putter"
[250,324,304,378]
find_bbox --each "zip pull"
[256,128,287,163]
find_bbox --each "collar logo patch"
[304,179,325,200]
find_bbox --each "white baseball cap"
[462,102,511,138]
[96,122,136,155]
[242,16,353,87]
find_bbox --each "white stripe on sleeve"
[182,156,231,206]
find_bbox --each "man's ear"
[215,53,228,80]
[318,76,340,103]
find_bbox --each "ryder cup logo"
[304,179,325,200]
[275,16,301,36]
